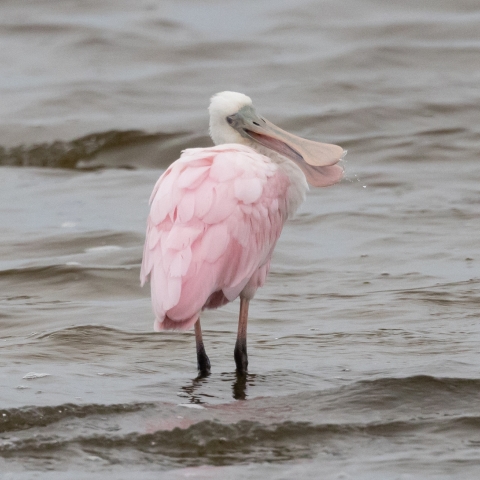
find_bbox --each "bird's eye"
[226,116,234,125]
[253,121,260,126]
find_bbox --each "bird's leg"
[194,318,210,375]
[234,297,249,372]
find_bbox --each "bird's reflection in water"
[180,371,258,403]
[221,371,258,401]
[232,372,248,400]
[179,371,212,405]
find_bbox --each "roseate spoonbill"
[141,91,344,374]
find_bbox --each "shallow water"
[1,0,480,478]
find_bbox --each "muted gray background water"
[1,0,480,478]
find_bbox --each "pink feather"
[141,144,290,331]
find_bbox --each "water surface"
[1,0,480,478]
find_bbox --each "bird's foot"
[197,350,211,377]
[234,341,248,373]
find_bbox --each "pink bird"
[141,92,344,374]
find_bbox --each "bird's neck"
[246,141,309,218]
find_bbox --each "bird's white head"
[209,91,253,145]
[208,91,345,187]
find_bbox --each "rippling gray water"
[1,0,480,478]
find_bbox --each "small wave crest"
[0,402,151,435]
[0,130,210,170]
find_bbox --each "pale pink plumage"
[140,144,290,332]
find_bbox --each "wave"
[2,375,480,467]
[0,263,141,295]
[1,324,189,363]
[2,414,480,466]
[0,130,211,170]
[396,279,480,308]
[0,402,151,435]
[3,375,480,432]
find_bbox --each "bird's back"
[141,144,290,331]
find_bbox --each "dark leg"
[195,318,210,375]
[234,297,249,372]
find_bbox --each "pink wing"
[141,144,290,331]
